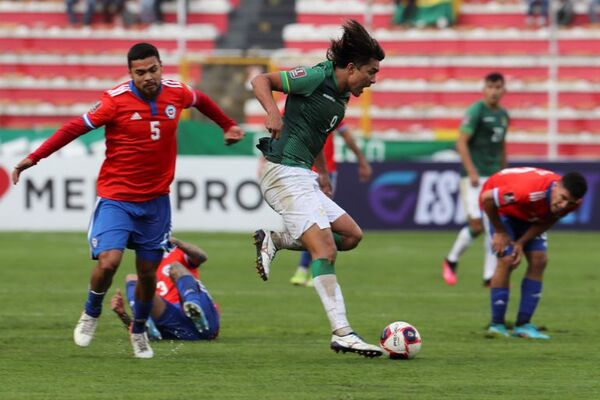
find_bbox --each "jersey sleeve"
[459,102,481,136]
[492,183,528,208]
[280,65,325,96]
[82,92,117,130]
[182,84,197,109]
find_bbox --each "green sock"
[310,258,335,277]
[332,233,343,250]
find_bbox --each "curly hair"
[562,172,587,199]
[127,42,161,69]
[327,20,385,68]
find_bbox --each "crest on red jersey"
[88,101,102,114]
[503,192,516,204]
[165,104,176,119]
[289,67,307,79]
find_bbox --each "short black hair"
[485,72,505,84]
[127,42,161,69]
[562,171,587,199]
[327,19,385,68]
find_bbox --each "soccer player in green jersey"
[443,72,509,287]
[251,20,385,357]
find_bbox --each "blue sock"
[516,278,543,326]
[132,300,153,334]
[300,251,312,268]
[490,288,510,324]
[176,275,202,304]
[125,281,136,310]
[84,290,105,318]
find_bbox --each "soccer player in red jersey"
[11,42,244,358]
[111,237,220,341]
[479,167,587,339]
[289,121,373,287]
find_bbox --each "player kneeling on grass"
[480,168,587,339]
[111,238,220,341]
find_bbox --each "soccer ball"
[379,321,422,359]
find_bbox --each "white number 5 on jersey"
[150,121,161,140]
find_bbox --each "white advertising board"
[0,156,284,232]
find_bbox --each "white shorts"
[260,161,346,239]
[459,176,488,220]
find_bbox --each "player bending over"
[480,167,587,339]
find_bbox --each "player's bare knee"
[337,225,362,250]
[96,258,120,275]
[345,233,362,250]
[312,243,337,264]
[528,257,547,276]
[168,262,189,282]
[125,274,138,283]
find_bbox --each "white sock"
[483,235,497,280]
[447,226,475,262]
[334,284,351,335]
[271,231,304,250]
[313,275,351,334]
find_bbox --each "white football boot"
[330,332,383,358]
[253,229,277,281]
[73,312,99,347]
[130,331,154,359]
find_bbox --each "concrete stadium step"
[0,0,232,33]
[295,0,591,29]
[0,24,217,55]
[0,53,181,80]
[283,24,600,56]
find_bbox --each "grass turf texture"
[0,231,599,399]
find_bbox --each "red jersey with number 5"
[480,167,561,222]
[83,80,196,201]
[155,247,199,304]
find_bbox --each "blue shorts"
[154,289,220,341]
[87,195,171,260]
[489,215,547,256]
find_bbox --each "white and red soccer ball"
[379,321,422,359]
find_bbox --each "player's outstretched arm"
[456,131,479,187]
[251,72,284,139]
[481,189,511,254]
[170,237,208,267]
[314,151,333,198]
[192,90,244,145]
[224,125,245,145]
[339,129,372,182]
[110,289,132,329]
[11,157,34,185]
[12,117,90,184]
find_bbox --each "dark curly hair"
[327,20,385,69]
[127,42,161,69]
[562,172,587,199]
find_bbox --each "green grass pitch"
[0,231,599,399]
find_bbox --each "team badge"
[503,192,516,204]
[165,104,176,119]
[91,237,98,248]
[289,67,307,79]
[89,101,102,114]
